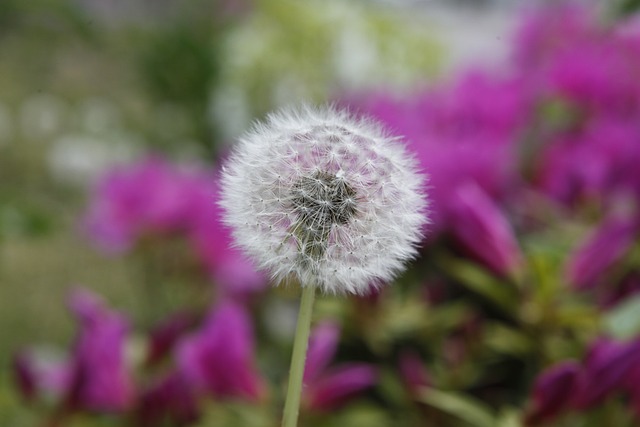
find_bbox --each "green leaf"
[438,256,518,314]
[417,388,496,427]
[603,294,640,339]
[484,324,533,356]
[496,408,524,427]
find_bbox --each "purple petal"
[304,322,340,384]
[176,301,265,401]
[448,182,522,277]
[67,288,134,412]
[566,216,638,290]
[12,350,71,402]
[137,371,199,427]
[525,361,582,425]
[573,338,640,409]
[146,311,196,367]
[305,364,377,411]
[398,351,431,396]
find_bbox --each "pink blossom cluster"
[526,337,640,425]
[359,3,640,282]
[82,156,265,296]
[15,289,377,425]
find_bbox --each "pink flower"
[12,350,71,403]
[525,337,640,424]
[303,322,377,411]
[398,351,431,397]
[525,361,582,425]
[83,156,267,297]
[448,182,522,277]
[137,372,199,427]
[573,338,640,410]
[359,70,529,234]
[189,182,266,297]
[145,311,196,367]
[566,215,638,290]
[536,119,640,206]
[66,289,135,412]
[176,301,266,401]
[11,289,134,414]
[514,3,597,71]
[83,157,197,252]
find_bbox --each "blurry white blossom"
[220,105,428,294]
[48,133,140,186]
[20,94,68,140]
[77,98,122,135]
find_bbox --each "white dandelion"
[219,104,428,295]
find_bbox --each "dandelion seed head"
[220,105,429,294]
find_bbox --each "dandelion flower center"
[290,170,358,262]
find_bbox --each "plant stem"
[282,285,316,427]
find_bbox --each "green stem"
[282,285,316,427]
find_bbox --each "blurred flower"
[566,215,638,290]
[13,349,71,403]
[137,371,199,427]
[83,156,267,296]
[48,134,139,187]
[83,157,201,251]
[398,350,431,397]
[190,181,266,297]
[13,352,36,401]
[536,119,640,206]
[514,3,596,71]
[15,289,135,414]
[220,105,428,294]
[145,311,196,367]
[65,289,135,412]
[448,182,522,277]
[600,272,640,309]
[303,322,377,411]
[19,93,67,140]
[517,4,640,207]
[573,337,640,410]
[361,70,529,233]
[176,301,266,401]
[525,361,582,425]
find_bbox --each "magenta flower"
[189,182,266,297]
[514,3,596,71]
[137,371,199,427]
[525,361,582,425]
[516,4,640,207]
[536,119,640,206]
[65,289,135,412]
[398,351,431,397]
[448,182,522,277]
[360,70,529,234]
[83,156,267,297]
[176,301,265,401]
[566,215,638,290]
[599,273,640,309]
[11,289,133,414]
[13,350,71,403]
[573,338,640,410]
[145,311,196,367]
[83,157,197,252]
[303,322,377,411]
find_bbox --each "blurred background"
[4,0,640,426]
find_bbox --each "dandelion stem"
[282,285,316,427]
